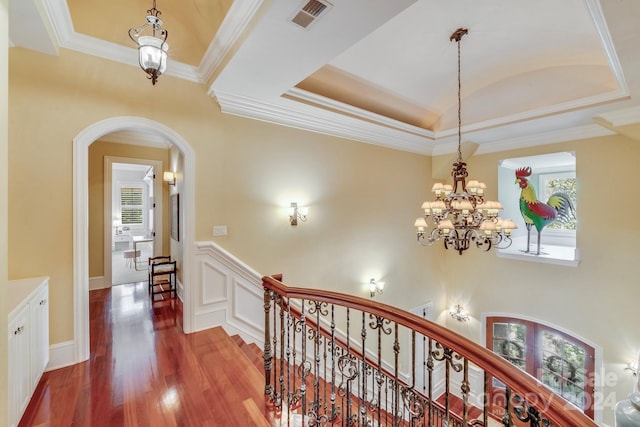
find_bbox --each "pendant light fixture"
[414,28,517,254]
[128,0,169,85]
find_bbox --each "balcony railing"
[262,274,597,427]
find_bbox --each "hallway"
[19,283,269,426]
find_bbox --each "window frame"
[485,316,596,419]
[497,152,578,265]
[116,180,148,233]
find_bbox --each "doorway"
[73,116,196,366]
[104,156,163,288]
[109,161,162,285]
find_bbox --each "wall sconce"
[163,171,176,186]
[369,278,384,297]
[289,202,308,226]
[449,304,470,322]
[627,360,639,376]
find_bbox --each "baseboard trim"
[47,340,77,371]
[89,276,109,290]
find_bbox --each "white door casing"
[73,116,195,364]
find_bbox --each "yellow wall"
[1,1,9,424]
[8,47,440,344]
[8,43,639,424]
[442,135,640,421]
[167,145,184,283]
[88,140,171,277]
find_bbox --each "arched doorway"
[73,117,195,363]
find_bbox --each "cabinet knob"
[13,326,24,335]
[39,299,47,306]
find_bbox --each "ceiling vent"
[291,0,333,29]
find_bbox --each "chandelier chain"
[450,28,468,164]
[457,33,462,163]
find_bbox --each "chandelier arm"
[417,227,442,247]
[472,231,492,252]
[493,234,513,250]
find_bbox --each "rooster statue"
[515,167,575,255]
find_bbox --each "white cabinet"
[8,304,30,427]
[8,277,49,427]
[29,283,49,390]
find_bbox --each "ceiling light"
[414,28,516,255]
[128,0,169,85]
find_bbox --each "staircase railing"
[263,274,597,427]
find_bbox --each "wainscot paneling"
[193,242,264,346]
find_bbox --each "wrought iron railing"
[263,274,597,427]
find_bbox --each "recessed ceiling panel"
[67,0,233,66]
[297,0,621,133]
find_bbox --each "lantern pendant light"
[128,0,169,85]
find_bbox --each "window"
[497,152,578,265]
[538,172,577,231]
[120,186,144,226]
[486,316,595,419]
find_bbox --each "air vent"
[291,0,333,29]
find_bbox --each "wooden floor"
[19,282,270,427]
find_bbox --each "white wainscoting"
[193,241,265,346]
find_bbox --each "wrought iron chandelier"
[414,28,516,255]
[128,0,169,85]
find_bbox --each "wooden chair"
[148,256,176,300]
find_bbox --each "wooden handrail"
[263,274,597,427]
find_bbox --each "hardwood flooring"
[19,282,270,427]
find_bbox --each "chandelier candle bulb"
[413,27,515,254]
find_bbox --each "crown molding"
[471,124,616,156]
[285,87,437,139]
[593,105,640,128]
[212,90,435,155]
[200,0,264,84]
[586,0,629,94]
[215,86,622,157]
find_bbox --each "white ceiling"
[9,0,640,155]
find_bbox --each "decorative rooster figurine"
[515,167,575,255]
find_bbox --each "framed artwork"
[170,193,179,241]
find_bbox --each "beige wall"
[88,140,170,277]
[441,135,640,423]
[1,0,9,424]
[8,46,440,343]
[167,145,184,283]
[8,43,639,424]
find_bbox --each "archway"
[73,116,195,363]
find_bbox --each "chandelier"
[413,28,516,255]
[128,0,169,85]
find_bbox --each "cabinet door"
[8,304,30,427]
[30,282,49,389]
